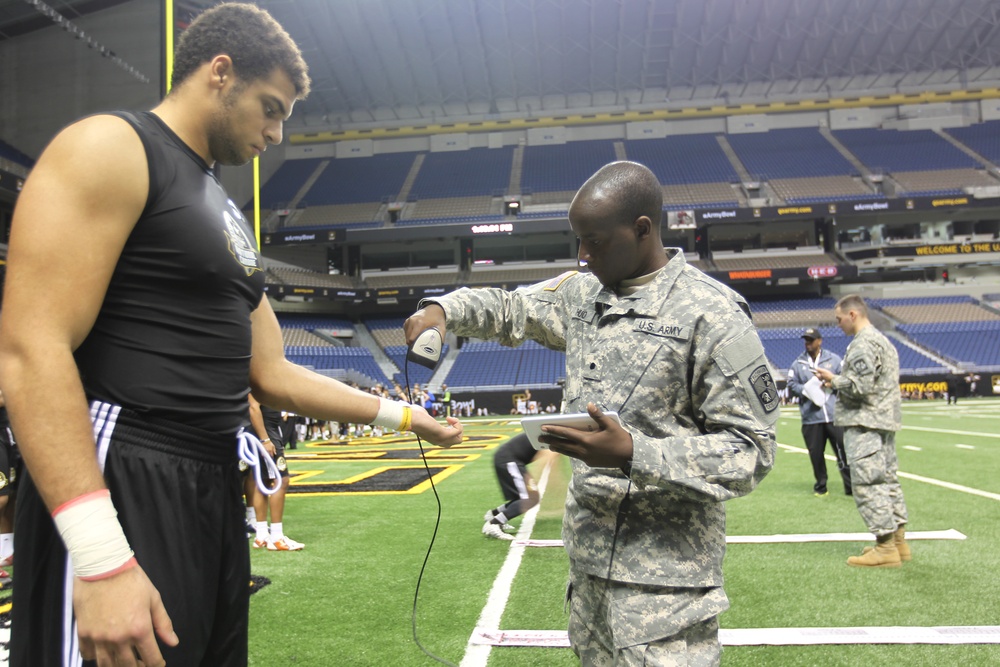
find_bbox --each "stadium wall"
[0,0,159,159]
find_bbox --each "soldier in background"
[406,161,777,666]
[814,294,910,568]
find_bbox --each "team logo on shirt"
[222,202,261,277]
[749,365,779,413]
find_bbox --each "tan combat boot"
[862,525,911,562]
[848,533,901,568]
[893,525,911,561]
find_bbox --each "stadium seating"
[363,269,460,289]
[727,127,858,179]
[889,168,996,196]
[259,158,324,209]
[268,267,357,289]
[521,140,618,193]
[759,327,946,374]
[277,314,354,330]
[401,196,495,222]
[468,262,578,285]
[409,147,513,199]
[445,340,566,389]
[769,176,882,204]
[302,152,418,205]
[745,297,838,328]
[365,317,407,349]
[832,127,978,173]
[284,346,392,386]
[944,120,1000,165]
[288,203,383,228]
[897,321,1000,367]
[0,137,36,169]
[624,134,740,184]
[713,251,840,271]
[384,344,450,387]
[869,295,1000,324]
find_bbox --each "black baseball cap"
[801,328,822,340]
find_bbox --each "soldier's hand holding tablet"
[523,403,633,469]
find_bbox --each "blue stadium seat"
[832,128,978,172]
[945,120,1000,166]
[410,147,513,198]
[727,128,857,179]
[624,134,740,184]
[521,140,618,193]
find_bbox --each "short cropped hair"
[836,293,869,318]
[577,161,663,228]
[171,3,310,98]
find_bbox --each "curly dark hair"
[171,2,310,98]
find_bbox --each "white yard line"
[514,529,966,549]
[778,441,1000,502]
[470,625,1000,647]
[459,460,553,667]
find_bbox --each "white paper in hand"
[803,376,829,408]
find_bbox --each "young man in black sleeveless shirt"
[0,4,463,666]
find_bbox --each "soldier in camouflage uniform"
[814,294,909,568]
[405,161,777,666]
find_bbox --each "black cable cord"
[406,360,459,667]
[601,478,633,603]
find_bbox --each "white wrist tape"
[372,397,410,430]
[52,489,136,581]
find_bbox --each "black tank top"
[74,111,265,434]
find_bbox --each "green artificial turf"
[242,401,1000,666]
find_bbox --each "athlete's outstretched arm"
[248,296,463,448]
[0,116,176,667]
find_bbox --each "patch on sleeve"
[852,358,872,375]
[749,365,780,413]
[542,271,578,291]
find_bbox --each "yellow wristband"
[400,406,412,432]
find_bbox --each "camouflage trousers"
[844,427,908,536]
[567,569,727,667]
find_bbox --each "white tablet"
[520,412,621,450]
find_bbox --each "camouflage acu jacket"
[427,249,776,587]
[832,324,902,432]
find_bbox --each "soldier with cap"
[786,327,851,496]
[405,161,777,665]
[814,294,910,568]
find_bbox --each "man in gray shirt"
[814,294,909,568]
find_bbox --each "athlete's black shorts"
[238,423,289,481]
[11,401,250,667]
[0,425,21,498]
[263,424,289,481]
[493,432,537,504]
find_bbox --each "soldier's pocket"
[845,428,881,463]
[608,586,727,650]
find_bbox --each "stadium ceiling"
[250,0,1000,128]
[3,0,1000,128]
